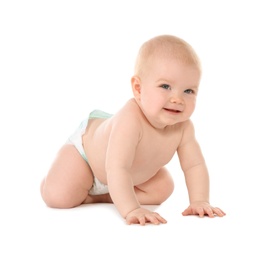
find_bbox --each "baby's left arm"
[177,120,225,218]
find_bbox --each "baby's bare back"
[83,99,184,185]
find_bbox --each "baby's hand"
[182,201,226,218]
[125,208,167,225]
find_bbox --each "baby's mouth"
[164,108,181,113]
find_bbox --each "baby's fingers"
[203,207,215,218]
[182,206,198,216]
[146,213,167,225]
[197,207,205,217]
[182,207,192,216]
[183,203,226,218]
[126,216,146,226]
[126,213,167,225]
[212,207,226,217]
[203,206,226,218]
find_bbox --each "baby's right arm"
[107,163,167,225]
[105,112,141,216]
[105,113,166,225]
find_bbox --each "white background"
[1,1,253,259]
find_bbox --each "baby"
[40,35,226,225]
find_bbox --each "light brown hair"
[134,35,201,77]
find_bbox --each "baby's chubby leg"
[40,144,94,208]
[134,167,174,205]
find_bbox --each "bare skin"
[41,35,226,225]
[41,97,225,224]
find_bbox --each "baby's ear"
[131,76,141,101]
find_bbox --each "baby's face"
[137,56,201,129]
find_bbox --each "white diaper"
[89,177,109,195]
[67,109,112,196]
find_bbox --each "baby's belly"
[87,154,161,186]
[129,164,164,185]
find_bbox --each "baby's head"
[132,35,202,128]
[134,35,201,78]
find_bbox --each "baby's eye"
[184,89,195,94]
[161,84,171,90]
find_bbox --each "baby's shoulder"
[176,119,197,146]
[181,119,195,133]
[113,99,144,122]
[109,99,145,135]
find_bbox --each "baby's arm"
[177,120,225,218]
[105,114,166,225]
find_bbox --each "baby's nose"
[169,94,183,104]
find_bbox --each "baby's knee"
[40,178,75,209]
[40,178,57,208]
